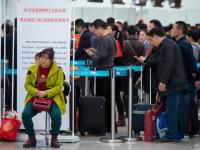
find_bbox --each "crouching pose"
[22,48,66,148]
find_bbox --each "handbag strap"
[127,40,138,57]
[152,101,163,112]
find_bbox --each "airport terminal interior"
[1,0,200,150]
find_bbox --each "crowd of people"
[72,17,200,142]
[1,17,200,147]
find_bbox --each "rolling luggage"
[78,68,106,135]
[144,101,163,141]
[78,96,106,135]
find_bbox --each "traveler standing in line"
[87,19,116,132]
[110,24,126,126]
[139,27,187,142]
[171,21,200,137]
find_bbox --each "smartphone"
[84,48,91,54]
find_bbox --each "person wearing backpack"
[144,27,187,142]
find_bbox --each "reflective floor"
[0,125,200,150]
[0,135,200,150]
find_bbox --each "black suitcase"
[132,104,153,134]
[78,96,106,135]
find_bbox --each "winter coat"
[24,63,66,115]
[157,38,187,96]
[123,36,145,65]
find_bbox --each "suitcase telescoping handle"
[139,66,152,104]
[94,68,96,96]
[140,66,143,103]
[149,67,152,104]
[85,59,91,96]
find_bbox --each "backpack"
[192,43,200,62]
[58,66,71,103]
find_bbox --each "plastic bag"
[0,110,21,142]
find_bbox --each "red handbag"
[33,97,52,112]
[144,101,163,142]
[0,110,21,142]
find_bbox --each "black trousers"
[96,77,112,132]
[115,77,124,116]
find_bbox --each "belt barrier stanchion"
[44,112,50,145]
[124,67,142,142]
[149,68,152,104]
[140,65,143,102]
[0,1,2,126]
[3,0,6,121]
[59,0,79,143]
[84,60,90,96]
[11,2,16,111]
[94,68,96,96]
[101,69,125,143]
[85,74,89,96]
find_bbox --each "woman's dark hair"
[187,29,200,42]
[136,23,147,30]
[40,48,55,60]
[75,18,85,28]
[35,52,41,59]
[139,29,147,34]
[126,25,138,36]
[93,19,108,29]
[164,24,173,33]
[111,24,124,49]
[107,17,115,25]
[111,24,119,37]
[149,19,163,28]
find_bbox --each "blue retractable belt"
[1,69,17,75]
[70,70,110,77]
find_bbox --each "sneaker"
[155,136,176,143]
[182,134,190,142]
[190,134,200,138]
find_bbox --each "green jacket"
[24,63,66,115]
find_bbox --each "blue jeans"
[180,86,196,135]
[165,92,180,140]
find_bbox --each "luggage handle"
[151,100,163,113]
[139,67,152,104]
[94,68,96,96]
[139,66,143,103]
[149,68,152,104]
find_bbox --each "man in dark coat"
[147,27,187,142]
[75,18,94,60]
[171,21,200,137]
